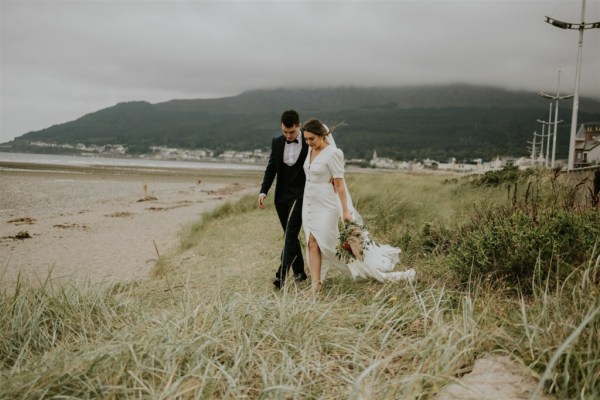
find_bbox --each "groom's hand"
[258,193,267,209]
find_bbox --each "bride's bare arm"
[333,178,352,221]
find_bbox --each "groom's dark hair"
[281,109,300,128]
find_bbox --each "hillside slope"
[8,84,600,160]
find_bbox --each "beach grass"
[1,168,599,399]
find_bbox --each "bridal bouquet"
[336,221,372,263]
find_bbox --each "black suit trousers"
[274,195,305,280]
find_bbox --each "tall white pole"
[551,70,561,168]
[540,124,545,165]
[567,0,587,171]
[531,131,537,167]
[547,104,553,167]
[537,115,553,167]
[546,103,556,168]
[531,132,537,163]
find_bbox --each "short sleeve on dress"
[327,148,345,179]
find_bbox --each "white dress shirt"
[283,132,303,166]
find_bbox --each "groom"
[258,109,308,289]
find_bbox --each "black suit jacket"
[260,133,309,201]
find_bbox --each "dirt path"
[435,355,554,400]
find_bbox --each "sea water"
[0,152,264,171]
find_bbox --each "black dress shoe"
[293,273,308,282]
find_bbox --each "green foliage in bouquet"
[336,221,373,263]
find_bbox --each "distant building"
[370,151,398,169]
[488,157,502,169]
[574,122,600,167]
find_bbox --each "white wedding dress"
[302,143,416,283]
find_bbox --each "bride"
[301,118,415,294]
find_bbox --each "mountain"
[7,84,600,161]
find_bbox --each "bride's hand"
[343,210,353,222]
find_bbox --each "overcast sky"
[1,0,599,143]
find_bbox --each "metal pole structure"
[531,132,537,164]
[539,125,544,165]
[537,110,553,168]
[545,104,552,167]
[531,131,548,166]
[567,2,585,170]
[545,0,600,170]
[552,72,560,168]
[568,1,586,170]
[540,70,572,168]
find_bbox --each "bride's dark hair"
[302,118,343,136]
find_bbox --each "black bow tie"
[286,138,299,144]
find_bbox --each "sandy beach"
[0,162,259,289]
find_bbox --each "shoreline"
[0,160,265,179]
[0,151,267,172]
[1,163,260,290]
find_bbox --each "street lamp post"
[539,70,573,168]
[536,108,554,167]
[544,105,552,167]
[545,0,600,170]
[530,130,549,166]
[527,132,543,167]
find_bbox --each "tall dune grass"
[1,168,598,399]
